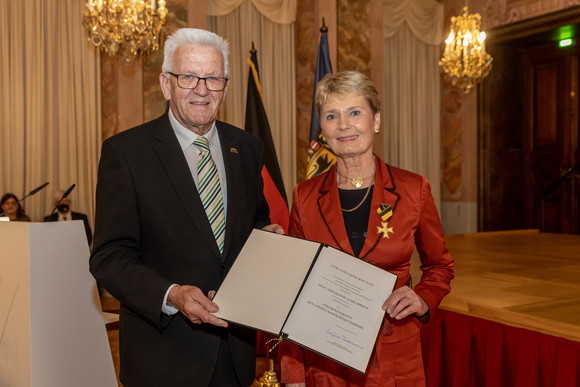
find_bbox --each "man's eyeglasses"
[167,72,228,91]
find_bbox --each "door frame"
[479,7,580,232]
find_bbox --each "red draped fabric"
[421,310,580,387]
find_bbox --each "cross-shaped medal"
[377,221,394,239]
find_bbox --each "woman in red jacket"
[280,71,454,386]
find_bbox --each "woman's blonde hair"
[315,71,380,117]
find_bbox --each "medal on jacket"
[376,203,394,239]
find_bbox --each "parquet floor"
[411,229,580,342]
[100,296,121,386]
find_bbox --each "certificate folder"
[213,229,398,373]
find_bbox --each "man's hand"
[262,223,285,234]
[167,285,228,327]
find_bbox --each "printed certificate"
[213,229,397,373]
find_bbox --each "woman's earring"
[375,128,380,134]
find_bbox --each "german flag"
[244,46,289,232]
[306,22,335,179]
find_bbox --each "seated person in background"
[44,190,92,245]
[1,193,31,221]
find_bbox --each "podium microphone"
[48,184,76,220]
[29,182,50,196]
[0,181,50,217]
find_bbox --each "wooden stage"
[413,229,580,342]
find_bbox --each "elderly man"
[44,190,92,245]
[90,28,282,387]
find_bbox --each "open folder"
[213,229,398,373]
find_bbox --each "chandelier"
[83,0,168,66]
[439,7,493,93]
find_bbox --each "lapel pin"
[229,147,238,154]
[377,203,393,221]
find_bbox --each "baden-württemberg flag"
[306,23,335,179]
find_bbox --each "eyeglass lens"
[177,75,226,91]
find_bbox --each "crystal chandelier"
[83,0,168,66]
[439,7,493,93]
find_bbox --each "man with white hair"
[44,189,92,245]
[90,28,283,387]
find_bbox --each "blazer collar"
[317,156,400,259]
[318,167,350,253]
[359,159,400,259]
[216,122,243,260]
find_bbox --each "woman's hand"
[382,286,428,320]
[263,223,285,234]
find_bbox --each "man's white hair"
[162,28,230,77]
[53,189,72,204]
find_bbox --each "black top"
[339,186,374,257]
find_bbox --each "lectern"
[0,221,117,387]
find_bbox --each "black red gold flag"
[306,21,335,179]
[244,46,289,232]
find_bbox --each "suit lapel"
[151,115,222,258]
[359,159,400,259]
[317,159,401,259]
[217,122,241,259]
[317,166,353,255]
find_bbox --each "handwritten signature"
[326,329,364,349]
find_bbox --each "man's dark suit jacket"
[89,113,271,387]
[44,212,93,245]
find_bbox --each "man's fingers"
[184,301,227,327]
[171,286,226,326]
[190,287,218,313]
[205,314,228,328]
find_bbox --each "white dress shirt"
[169,109,228,217]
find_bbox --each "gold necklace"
[341,178,374,212]
[336,168,374,188]
[340,162,376,212]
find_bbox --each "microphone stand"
[48,184,76,220]
[0,182,49,217]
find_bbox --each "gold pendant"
[352,177,363,188]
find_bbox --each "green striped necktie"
[193,136,225,256]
